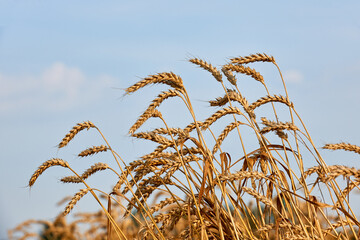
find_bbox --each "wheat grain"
[320,165,360,182]
[141,151,173,161]
[125,72,183,94]
[189,58,222,82]
[132,132,173,145]
[29,159,70,187]
[129,90,180,134]
[61,175,82,183]
[183,121,203,133]
[213,121,243,154]
[201,106,242,130]
[323,219,355,237]
[221,67,237,85]
[64,189,90,216]
[78,145,109,157]
[151,127,189,138]
[248,95,293,111]
[58,121,95,148]
[129,108,163,135]
[323,143,360,155]
[230,53,275,65]
[275,130,288,140]
[303,165,323,179]
[209,89,253,117]
[217,171,269,182]
[260,118,299,134]
[81,163,109,179]
[223,64,264,83]
[61,163,108,184]
[242,187,275,209]
[257,220,303,235]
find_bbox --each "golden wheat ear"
[230,53,275,65]
[189,58,223,82]
[129,90,180,134]
[58,121,96,148]
[248,95,294,111]
[201,106,242,131]
[61,162,109,183]
[63,188,90,216]
[223,64,264,84]
[221,66,237,85]
[29,158,70,187]
[78,145,109,157]
[124,72,184,95]
[323,143,360,155]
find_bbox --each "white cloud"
[42,62,85,96]
[0,63,117,113]
[283,69,303,83]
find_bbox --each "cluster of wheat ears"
[9,53,360,239]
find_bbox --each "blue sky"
[1,1,360,238]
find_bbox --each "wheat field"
[9,53,360,239]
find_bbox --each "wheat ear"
[217,171,269,182]
[223,64,264,83]
[319,165,360,183]
[248,95,293,111]
[221,67,237,85]
[201,106,243,130]
[61,163,109,183]
[132,132,172,145]
[241,187,275,209]
[29,159,69,187]
[151,127,189,137]
[129,90,180,134]
[213,121,244,154]
[189,58,222,82]
[63,188,90,216]
[323,143,360,155]
[260,117,299,134]
[209,89,252,115]
[230,53,275,65]
[58,121,95,148]
[125,72,183,94]
[78,145,109,157]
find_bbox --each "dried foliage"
[10,54,360,239]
